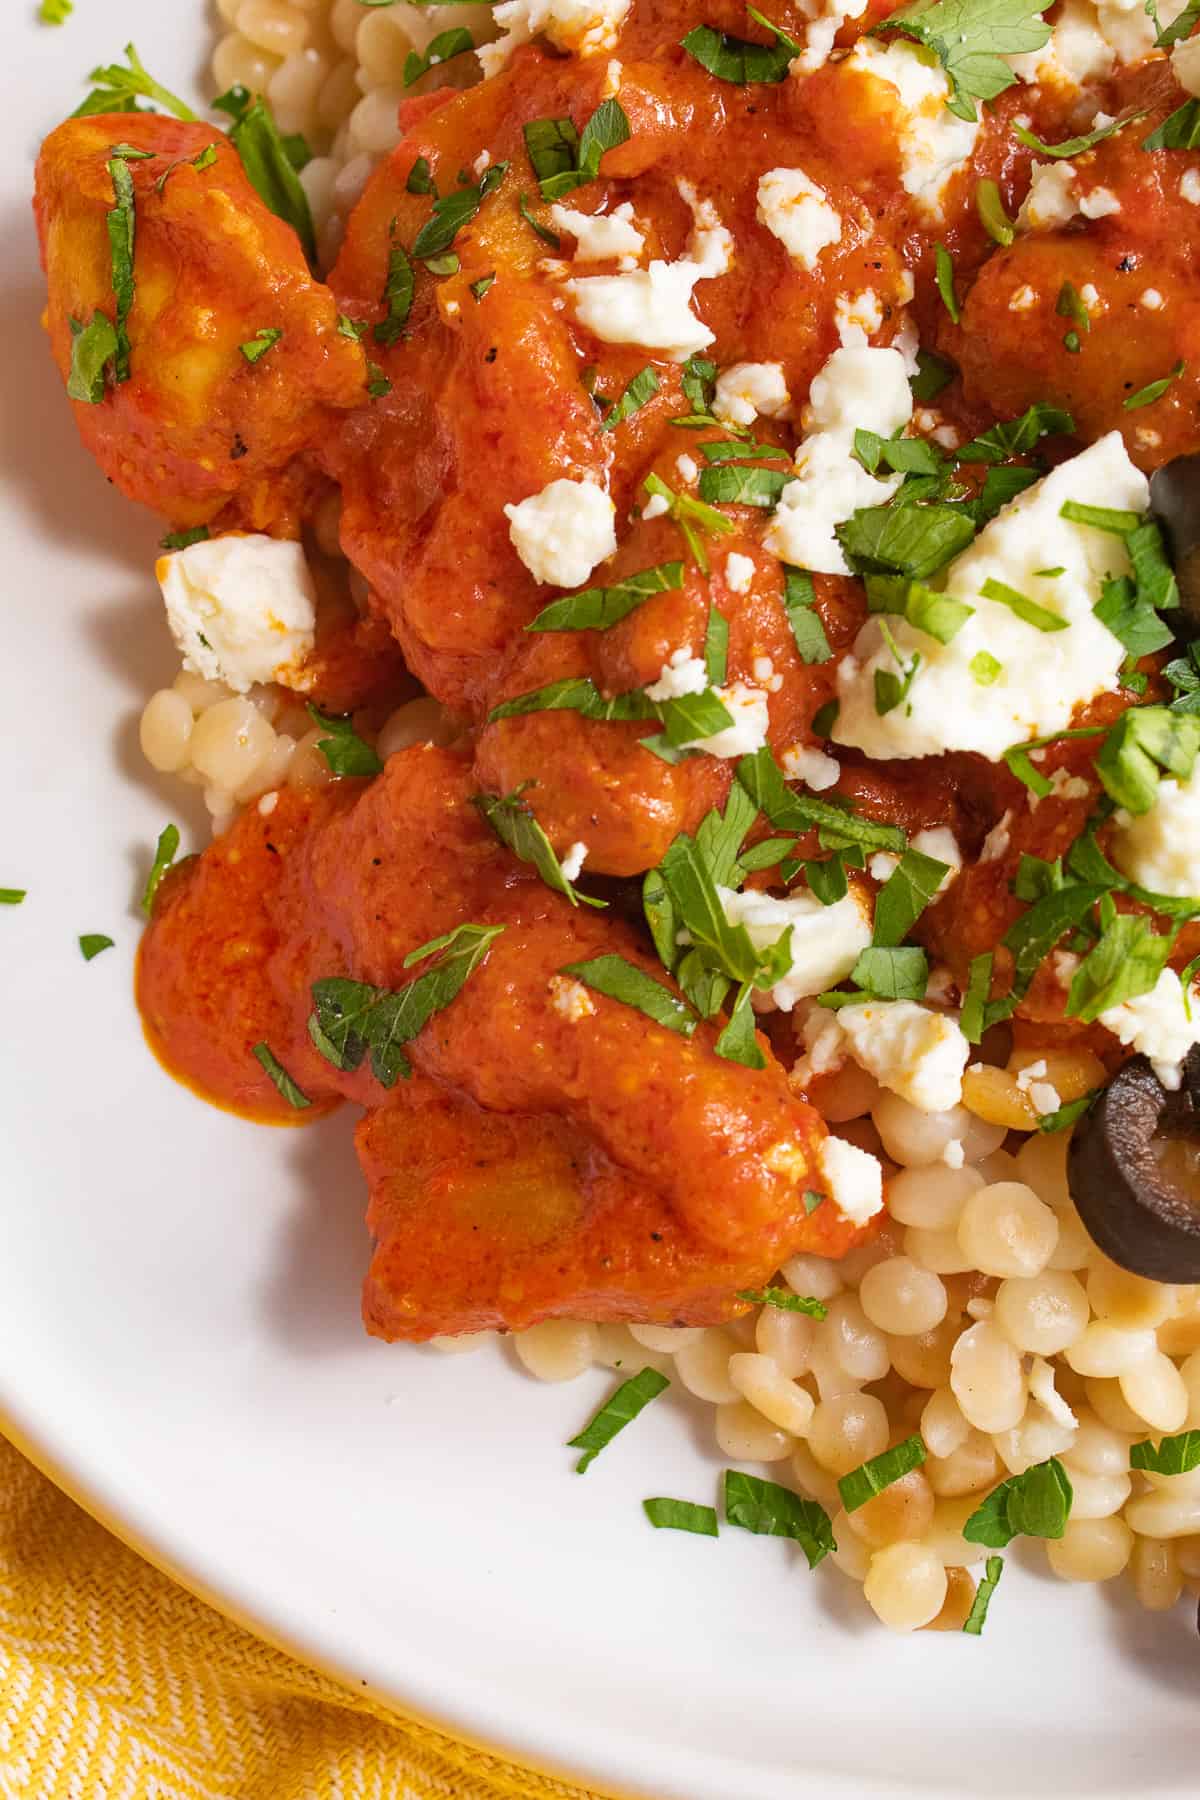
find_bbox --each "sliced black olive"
[1149,454,1200,633]
[1069,1045,1200,1281]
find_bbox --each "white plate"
[5,12,1200,1798]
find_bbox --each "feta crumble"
[682,683,770,758]
[756,167,843,269]
[764,346,913,576]
[1018,161,1081,231]
[645,646,707,701]
[558,840,588,881]
[832,433,1149,761]
[1111,766,1200,898]
[1181,169,1200,206]
[478,0,632,76]
[835,289,884,348]
[818,1132,884,1226]
[1100,969,1200,1089]
[1080,187,1120,219]
[156,533,317,694]
[565,189,729,359]
[717,884,872,1008]
[505,478,617,587]
[782,743,841,790]
[712,361,791,427]
[549,201,645,261]
[838,1000,971,1113]
[724,552,756,593]
[548,974,597,1021]
[844,38,979,219]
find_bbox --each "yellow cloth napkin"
[0,1436,604,1800]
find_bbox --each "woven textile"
[0,1437,604,1800]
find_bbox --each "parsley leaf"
[214,86,316,260]
[527,562,684,633]
[681,8,802,83]
[976,177,1014,245]
[523,117,579,187]
[411,160,508,259]
[963,1555,1004,1635]
[79,933,114,960]
[782,565,832,664]
[981,576,1067,633]
[1143,100,1200,151]
[40,0,74,22]
[737,746,907,854]
[643,470,735,574]
[308,706,383,778]
[877,0,1053,122]
[375,231,415,346]
[873,847,951,946]
[963,1457,1073,1547]
[74,42,198,121]
[474,784,606,907]
[1129,1430,1200,1475]
[865,572,973,645]
[723,1471,835,1568]
[955,401,1073,464]
[404,26,475,85]
[66,312,119,404]
[1095,705,1200,813]
[736,1287,828,1318]
[252,1042,311,1110]
[643,1497,720,1535]
[141,823,180,916]
[1065,904,1175,1021]
[240,326,283,364]
[697,464,794,509]
[1124,359,1186,410]
[560,954,698,1034]
[1014,107,1150,159]
[935,244,960,321]
[837,501,976,582]
[598,365,661,432]
[910,349,954,402]
[568,1367,670,1472]
[0,889,26,906]
[838,1435,926,1512]
[308,923,504,1087]
[535,100,630,201]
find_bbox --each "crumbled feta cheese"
[793,1002,849,1080]
[835,289,884,348]
[712,361,791,427]
[505,478,617,587]
[979,812,1013,864]
[1009,284,1039,311]
[844,38,979,219]
[1080,186,1120,219]
[1029,1357,1078,1431]
[677,178,735,277]
[1006,0,1111,87]
[869,851,900,883]
[1141,288,1165,311]
[257,790,279,817]
[676,454,699,486]
[782,743,841,791]
[566,192,726,362]
[473,150,492,177]
[912,827,962,886]
[838,1000,971,1112]
[1080,282,1101,308]
[559,840,588,881]
[548,974,597,1021]
[1018,161,1080,231]
[1029,766,1091,811]
[156,533,317,694]
[602,57,622,96]
[1100,969,1200,1089]
[683,683,770,758]
[756,167,843,270]
[1182,169,1200,206]
[642,492,670,520]
[764,346,913,576]
[818,1133,884,1226]
[788,0,869,74]
[832,434,1149,761]
[1111,766,1200,897]
[1173,32,1200,94]
[725,552,756,593]
[549,200,645,261]
[645,646,707,701]
[1136,427,1163,450]
[718,884,872,1008]
[892,312,920,374]
[478,0,631,75]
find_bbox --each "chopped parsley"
[66,313,120,405]
[838,1435,926,1513]
[909,348,954,402]
[737,746,906,854]
[980,576,1067,633]
[696,464,794,509]
[643,470,735,574]
[375,230,415,346]
[975,177,1013,246]
[474,784,606,908]
[723,1470,835,1568]
[1129,1430,1200,1475]
[214,86,317,261]
[1014,108,1150,158]
[40,0,74,22]
[643,1497,720,1535]
[970,649,1002,685]
[141,823,180,916]
[528,100,630,202]
[874,620,923,715]
[568,1367,670,1471]
[518,192,560,248]
[962,1555,1005,1635]
[308,923,505,1087]
[1123,360,1186,411]
[406,155,436,197]
[308,706,383,778]
[875,0,1053,122]
[526,561,684,633]
[955,401,1073,464]
[680,8,802,83]
[872,847,951,946]
[240,326,283,364]
[735,1288,828,1318]
[598,365,661,432]
[412,160,509,259]
[1143,100,1200,152]
[782,566,832,665]
[559,955,699,1034]
[1,889,27,906]
[865,572,973,645]
[934,244,960,321]
[837,501,976,583]
[74,43,198,121]
[252,1042,311,1110]
[79,933,115,961]
[963,1457,1073,1547]
[403,26,475,86]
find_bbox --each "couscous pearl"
[864,1542,948,1631]
[956,1182,1059,1278]
[885,1163,982,1230]
[715,1400,796,1462]
[512,1320,597,1382]
[850,1468,936,1549]
[1065,1468,1131,1519]
[808,1391,890,1475]
[920,1386,969,1458]
[728,1352,816,1436]
[819,1294,891,1382]
[925,1428,1001,1498]
[674,1329,741,1403]
[780,1253,843,1303]
[859,1257,948,1336]
[139,688,194,772]
[873,1095,971,1167]
[628,1323,703,1353]
[1046,1517,1133,1581]
[829,1510,872,1579]
[949,1321,1026,1432]
[1087,1258,1177,1330]
[992,1270,1089,1355]
[1065,1322,1158,1379]
[1131,1536,1183,1612]
[1118,1351,1189,1432]
[755,1304,817,1377]
[1125,1490,1200,1538]
[189,697,276,790]
[1064,1411,1131,1477]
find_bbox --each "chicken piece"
[138,749,863,1337]
[946,65,1200,471]
[34,115,366,526]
